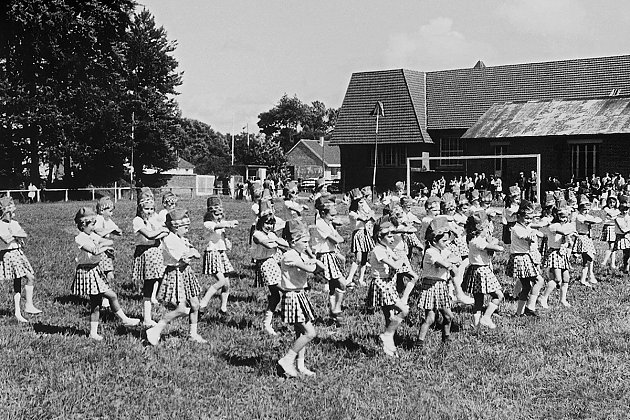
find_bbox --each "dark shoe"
[523,308,538,317]
[415,339,425,349]
[442,335,452,344]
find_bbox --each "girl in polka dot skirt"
[0,196,42,322]
[252,201,289,335]
[147,208,206,345]
[93,195,122,309]
[199,195,239,313]
[72,207,139,340]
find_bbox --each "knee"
[188,299,200,312]
[332,278,346,294]
[442,312,453,324]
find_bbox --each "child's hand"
[225,238,232,250]
[111,229,123,236]
[230,220,239,228]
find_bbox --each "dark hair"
[426,230,448,246]
[464,216,483,243]
[349,198,361,213]
[255,213,276,231]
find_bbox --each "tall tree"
[172,118,231,176]
[0,0,135,187]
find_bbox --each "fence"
[1,183,236,203]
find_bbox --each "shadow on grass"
[204,312,255,330]
[54,295,89,306]
[32,322,85,337]
[219,351,279,376]
[317,336,378,357]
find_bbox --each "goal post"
[406,153,541,201]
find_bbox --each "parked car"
[299,178,317,192]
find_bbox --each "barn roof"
[332,55,630,144]
[462,96,630,139]
[427,55,630,130]
[330,69,432,145]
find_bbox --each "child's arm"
[204,220,239,230]
[11,223,28,238]
[252,231,278,250]
[136,225,169,240]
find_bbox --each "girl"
[416,217,458,347]
[464,210,504,329]
[366,221,409,357]
[199,196,239,313]
[539,202,576,308]
[283,181,309,220]
[400,196,423,260]
[94,195,122,309]
[252,203,289,335]
[506,200,545,316]
[157,191,178,225]
[146,208,206,345]
[132,188,168,326]
[72,207,139,340]
[501,186,521,245]
[0,196,41,322]
[346,187,376,287]
[386,204,419,308]
[277,223,324,377]
[613,196,630,273]
[600,195,620,270]
[572,195,602,286]
[311,196,346,325]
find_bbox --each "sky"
[139,0,630,135]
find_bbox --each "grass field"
[1,196,630,420]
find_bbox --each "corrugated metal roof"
[427,55,630,130]
[330,69,432,145]
[462,96,630,138]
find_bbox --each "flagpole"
[372,115,378,202]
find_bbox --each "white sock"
[115,309,128,321]
[282,349,298,362]
[90,321,99,336]
[190,323,198,336]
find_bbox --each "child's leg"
[526,275,545,312]
[578,255,593,287]
[602,242,613,267]
[513,278,522,298]
[481,291,503,328]
[417,310,436,344]
[89,294,102,340]
[12,277,28,322]
[101,272,113,308]
[539,269,560,308]
[200,273,227,309]
[220,277,230,313]
[146,302,189,345]
[346,251,360,285]
[515,277,533,315]
[587,259,597,284]
[610,245,617,269]
[472,293,484,328]
[279,322,316,377]
[23,273,42,314]
[330,278,346,321]
[440,308,453,342]
[357,262,368,286]
[142,279,158,326]
[559,270,571,307]
[102,289,140,326]
[623,250,630,273]
[452,262,474,305]
[188,297,206,343]
[263,285,282,335]
[150,279,160,304]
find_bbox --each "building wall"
[340,143,435,192]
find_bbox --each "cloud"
[383,17,495,71]
[496,0,587,36]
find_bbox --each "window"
[369,144,407,167]
[439,137,463,166]
[571,143,598,179]
[494,145,507,176]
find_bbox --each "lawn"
[1,196,629,420]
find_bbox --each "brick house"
[331,55,630,192]
[286,139,341,181]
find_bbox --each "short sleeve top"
[368,243,396,279]
[468,236,492,266]
[280,249,314,291]
[75,231,102,265]
[251,230,279,260]
[0,220,24,251]
[133,216,160,246]
[204,220,227,251]
[161,232,192,267]
[94,215,120,239]
[311,218,337,253]
[510,223,536,254]
[421,246,450,280]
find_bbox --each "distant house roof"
[331,69,432,145]
[332,55,630,144]
[427,55,630,130]
[287,140,340,166]
[462,96,630,139]
[176,157,195,169]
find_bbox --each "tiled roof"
[427,55,630,129]
[462,96,630,138]
[177,157,195,169]
[287,140,341,165]
[330,69,432,145]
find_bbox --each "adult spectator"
[526,170,537,202]
[517,172,527,199]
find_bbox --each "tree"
[257,94,339,152]
[172,118,231,176]
[0,0,136,187]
